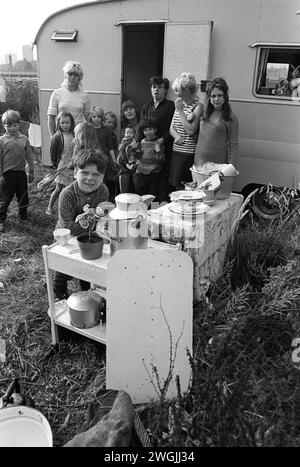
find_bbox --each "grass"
[0,148,300,447]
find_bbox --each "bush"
[0,78,39,124]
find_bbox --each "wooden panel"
[163,22,213,100]
[106,249,193,404]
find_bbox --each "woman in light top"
[194,77,239,167]
[47,60,91,137]
[168,72,203,190]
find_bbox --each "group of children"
[0,103,165,239]
[47,108,165,215]
[46,106,118,214]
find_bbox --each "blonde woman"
[168,72,203,190]
[47,60,91,137]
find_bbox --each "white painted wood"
[106,249,193,404]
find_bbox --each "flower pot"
[77,233,104,260]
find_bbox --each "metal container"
[67,291,104,329]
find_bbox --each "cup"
[53,228,71,246]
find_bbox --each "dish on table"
[168,203,209,216]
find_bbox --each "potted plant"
[76,204,105,260]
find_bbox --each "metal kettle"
[96,193,155,254]
[0,378,35,409]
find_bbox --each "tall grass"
[0,151,299,446]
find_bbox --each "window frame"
[252,42,300,101]
[51,30,78,42]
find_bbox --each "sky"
[0,0,91,63]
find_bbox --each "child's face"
[105,117,116,130]
[123,106,136,121]
[151,83,167,102]
[90,112,102,128]
[210,87,225,110]
[124,128,134,139]
[143,126,156,141]
[60,116,72,133]
[4,121,19,136]
[75,163,104,193]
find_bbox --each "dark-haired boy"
[133,117,165,199]
[54,149,109,299]
[138,76,175,201]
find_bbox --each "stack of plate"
[168,190,208,215]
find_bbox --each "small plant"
[75,204,104,241]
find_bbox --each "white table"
[149,193,244,301]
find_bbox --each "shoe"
[45,208,53,216]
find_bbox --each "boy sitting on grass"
[53,148,109,300]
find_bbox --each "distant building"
[22,45,33,62]
[5,53,17,67]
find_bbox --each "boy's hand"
[29,172,34,183]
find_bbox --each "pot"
[67,290,104,329]
[77,232,104,260]
[109,193,155,220]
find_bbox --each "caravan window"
[254,46,300,99]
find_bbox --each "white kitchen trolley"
[42,237,193,403]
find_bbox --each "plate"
[168,203,209,216]
[169,190,206,201]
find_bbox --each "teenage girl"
[45,111,75,215]
[89,106,118,201]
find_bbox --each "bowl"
[169,190,206,213]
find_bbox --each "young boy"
[117,127,141,193]
[133,116,165,198]
[53,149,109,299]
[0,110,34,232]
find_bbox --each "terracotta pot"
[77,232,104,260]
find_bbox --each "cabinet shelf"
[48,299,106,344]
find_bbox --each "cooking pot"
[96,193,155,254]
[67,290,104,329]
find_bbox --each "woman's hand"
[174,135,184,145]
[175,98,185,112]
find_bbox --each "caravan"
[34,0,300,193]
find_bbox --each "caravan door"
[163,22,213,101]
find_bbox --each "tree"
[0,78,39,123]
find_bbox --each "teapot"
[96,193,155,254]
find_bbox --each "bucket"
[0,406,53,447]
[190,166,239,199]
[216,172,239,199]
[190,167,210,185]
